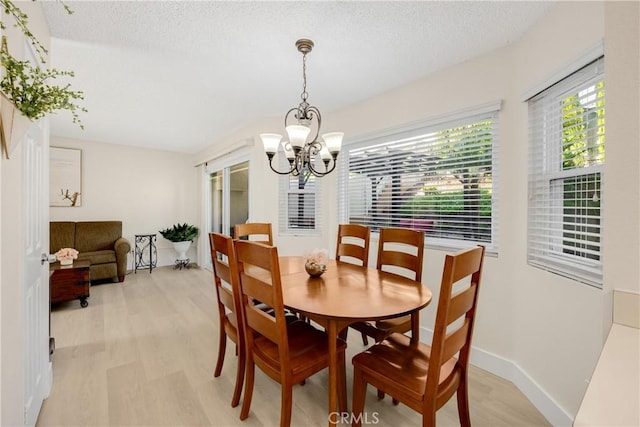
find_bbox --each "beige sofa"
[50,221,130,282]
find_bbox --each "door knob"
[41,253,57,265]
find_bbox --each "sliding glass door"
[210,161,249,238]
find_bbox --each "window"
[527,57,605,287]
[338,102,500,252]
[279,155,322,235]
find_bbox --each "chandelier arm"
[267,156,297,175]
[306,106,321,144]
[307,140,323,155]
[284,107,301,128]
[307,156,337,177]
[304,140,323,176]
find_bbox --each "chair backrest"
[335,224,370,266]
[233,240,290,363]
[424,245,485,406]
[209,232,243,333]
[376,227,424,281]
[234,222,273,246]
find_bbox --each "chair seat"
[254,320,347,376]
[352,333,458,403]
[350,321,386,342]
[375,314,411,330]
[350,314,412,344]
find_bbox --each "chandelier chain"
[301,52,308,103]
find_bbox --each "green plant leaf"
[159,223,199,242]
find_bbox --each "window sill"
[574,323,640,427]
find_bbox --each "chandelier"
[260,39,343,177]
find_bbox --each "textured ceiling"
[42,1,555,154]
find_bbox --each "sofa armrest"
[114,237,131,281]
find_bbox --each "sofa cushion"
[50,222,76,253]
[75,221,122,252]
[89,263,118,282]
[78,250,117,265]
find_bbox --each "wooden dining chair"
[233,222,273,245]
[233,222,304,320]
[335,224,370,267]
[208,232,245,408]
[351,245,486,427]
[233,240,348,427]
[350,227,424,345]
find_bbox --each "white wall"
[195,2,639,425]
[50,137,200,268]
[603,2,640,297]
[0,146,26,426]
[512,2,608,422]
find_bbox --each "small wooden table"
[277,256,432,427]
[50,259,91,308]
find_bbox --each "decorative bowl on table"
[305,260,326,278]
[304,248,329,278]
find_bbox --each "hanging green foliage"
[0,0,86,127]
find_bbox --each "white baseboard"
[419,328,574,427]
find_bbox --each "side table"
[135,234,157,273]
[50,259,91,308]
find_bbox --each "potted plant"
[159,223,199,267]
[0,0,86,159]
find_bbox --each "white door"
[22,118,51,426]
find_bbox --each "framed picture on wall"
[50,147,82,207]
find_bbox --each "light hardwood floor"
[37,266,550,426]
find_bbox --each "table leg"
[327,320,338,427]
[411,311,420,345]
[326,320,350,427]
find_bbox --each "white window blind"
[278,152,322,235]
[527,57,605,287]
[338,104,499,252]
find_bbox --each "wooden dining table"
[276,256,432,426]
